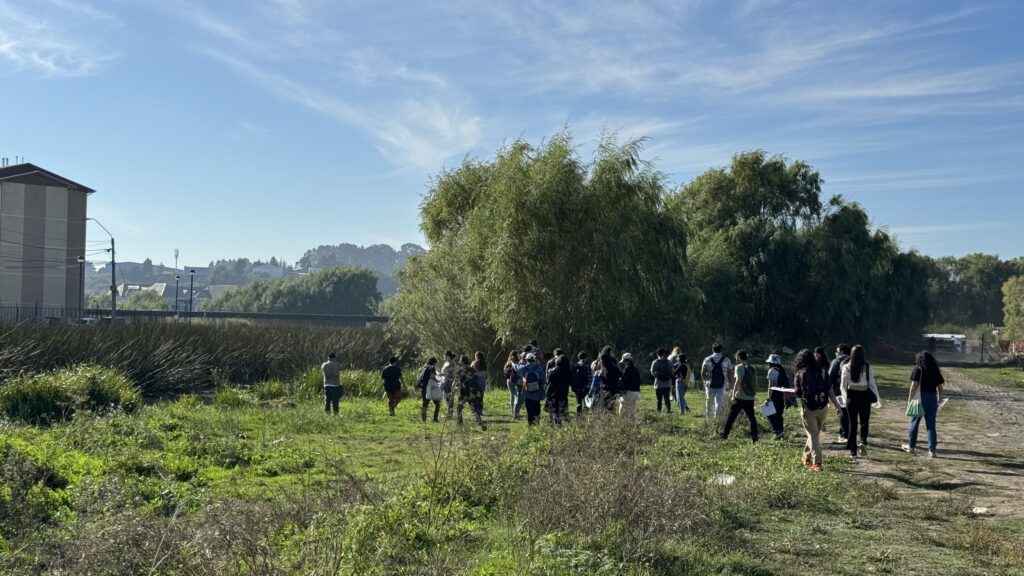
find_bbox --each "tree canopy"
[1003,276,1024,339]
[204,266,381,315]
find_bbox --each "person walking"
[571,352,592,414]
[456,355,486,429]
[517,353,547,426]
[701,344,733,419]
[471,351,488,407]
[504,351,523,420]
[669,347,692,414]
[721,350,759,442]
[586,359,603,411]
[840,345,881,463]
[793,349,842,472]
[599,346,622,412]
[380,356,404,416]
[618,353,642,416]
[764,354,790,440]
[416,357,442,423]
[828,344,852,443]
[441,351,457,420]
[902,351,946,458]
[651,348,674,413]
[546,354,572,425]
[322,352,345,415]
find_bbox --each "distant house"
[251,263,285,279]
[0,163,93,310]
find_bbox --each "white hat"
[621,352,633,362]
[765,354,782,365]
[526,353,537,361]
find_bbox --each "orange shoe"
[810,463,823,472]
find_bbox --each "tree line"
[385,132,1022,363]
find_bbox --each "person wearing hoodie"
[618,353,642,416]
[516,353,547,426]
[546,354,572,425]
[828,344,852,442]
[840,345,881,463]
[700,344,733,419]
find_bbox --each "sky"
[1,0,1022,266]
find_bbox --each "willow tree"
[387,132,692,360]
[1004,276,1024,339]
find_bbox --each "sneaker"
[838,435,848,444]
[901,444,916,454]
[810,463,823,472]
[849,456,859,464]
[858,444,867,457]
[801,455,810,466]
[928,450,937,459]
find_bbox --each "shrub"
[0,365,140,425]
[252,380,288,401]
[212,386,254,409]
[294,367,383,399]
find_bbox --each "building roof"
[0,163,95,193]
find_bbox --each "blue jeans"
[908,391,938,451]
[705,385,725,419]
[674,379,689,414]
[508,380,524,418]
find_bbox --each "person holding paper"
[828,344,852,443]
[793,349,843,472]
[764,354,790,440]
[840,345,882,463]
[902,351,946,458]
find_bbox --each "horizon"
[3,1,1022,264]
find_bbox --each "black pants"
[324,386,343,414]
[656,387,672,412]
[457,388,484,425]
[722,398,758,442]
[846,389,872,455]
[420,387,441,422]
[574,388,587,414]
[525,398,541,426]
[766,389,785,434]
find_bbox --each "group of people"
[321,340,948,471]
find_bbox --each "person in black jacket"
[618,353,642,416]
[546,354,572,426]
[571,352,592,415]
[599,346,621,412]
[828,344,851,442]
[456,355,486,429]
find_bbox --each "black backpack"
[572,363,591,393]
[709,357,726,389]
[418,366,433,389]
[799,368,830,411]
[654,359,673,381]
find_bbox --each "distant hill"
[297,243,426,295]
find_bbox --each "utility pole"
[87,218,116,321]
[174,274,180,318]
[188,269,195,324]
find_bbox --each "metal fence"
[0,305,387,327]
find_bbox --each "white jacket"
[840,363,881,407]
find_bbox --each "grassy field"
[1,364,1022,575]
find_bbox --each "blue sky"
[2,0,1022,266]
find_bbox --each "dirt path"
[839,368,1024,518]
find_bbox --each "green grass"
[1,372,1021,575]
[956,365,1024,390]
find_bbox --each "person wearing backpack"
[504,351,523,420]
[669,348,693,415]
[517,353,547,426]
[456,355,487,430]
[416,357,443,423]
[618,353,642,416]
[650,348,674,413]
[720,350,759,442]
[793,349,842,471]
[840,345,881,463]
[764,354,790,439]
[700,344,733,419]
[828,344,852,443]
[572,352,592,415]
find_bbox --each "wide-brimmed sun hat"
[525,353,537,361]
[765,354,782,365]
[621,352,633,362]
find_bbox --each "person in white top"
[839,345,882,463]
[700,344,734,419]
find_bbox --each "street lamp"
[188,269,195,324]
[85,218,116,321]
[174,274,181,318]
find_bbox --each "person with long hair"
[902,351,946,457]
[416,357,442,423]
[471,351,488,405]
[669,347,692,415]
[546,353,572,425]
[504,351,523,420]
[618,353,642,416]
[840,345,881,462]
[599,346,622,412]
[793,349,842,471]
[571,352,592,415]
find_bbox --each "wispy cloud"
[0,0,118,77]
[888,222,1014,238]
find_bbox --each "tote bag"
[905,388,924,418]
